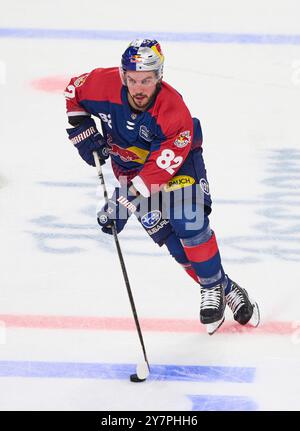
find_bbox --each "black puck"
[130,373,147,383]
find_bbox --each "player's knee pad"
[169,202,209,239]
[180,215,211,245]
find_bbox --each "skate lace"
[226,286,245,314]
[200,286,221,310]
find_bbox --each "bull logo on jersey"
[141,210,162,229]
[107,140,149,164]
[109,144,139,162]
[174,130,191,148]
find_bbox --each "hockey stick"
[93,151,150,382]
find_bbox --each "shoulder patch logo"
[174,130,191,148]
[139,125,153,142]
[74,74,89,87]
[200,178,210,195]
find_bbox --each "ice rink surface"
[0,0,300,411]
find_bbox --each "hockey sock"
[181,224,225,288]
[181,262,199,283]
[224,275,233,295]
[165,232,199,283]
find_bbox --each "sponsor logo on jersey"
[74,74,89,88]
[108,142,149,164]
[174,130,191,148]
[147,219,169,236]
[164,175,195,192]
[108,144,140,162]
[200,178,210,195]
[141,210,162,229]
[139,125,153,142]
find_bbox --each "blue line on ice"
[0,28,300,45]
[188,394,257,411]
[0,361,255,382]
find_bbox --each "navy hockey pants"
[136,145,225,288]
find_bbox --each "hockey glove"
[67,117,109,166]
[97,186,139,235]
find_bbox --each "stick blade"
[130,362,150,383]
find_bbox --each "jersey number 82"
[156,149,183,175]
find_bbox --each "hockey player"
[65,38,260,334]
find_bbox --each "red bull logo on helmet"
[130,54,143,63]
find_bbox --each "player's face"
[126,71,159,110]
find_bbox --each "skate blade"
[248,302,260,327]
[206,316,225,335]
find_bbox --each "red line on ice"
[30,76,69,93]
[0,314,295,335]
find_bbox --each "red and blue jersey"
[65,67,199,196]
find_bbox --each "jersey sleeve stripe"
[131,175,151,198]
[67,111,90,116]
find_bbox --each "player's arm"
[64,71,108,166]
[64,73,92,124]
[131,107,193,197]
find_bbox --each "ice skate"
[226,281,260,327]
[200,284,226,335]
